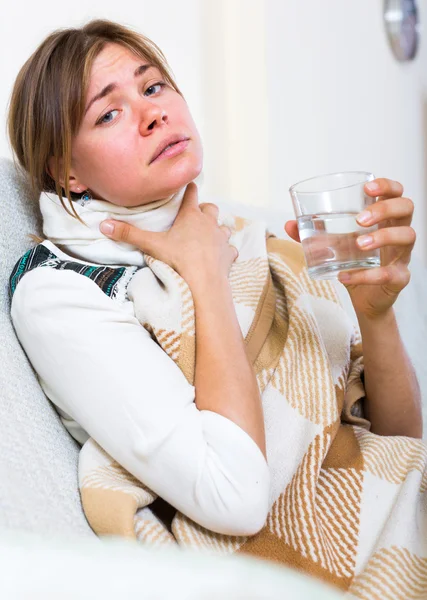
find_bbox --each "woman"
[7,18,425,595]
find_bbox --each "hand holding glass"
[289,172,381,280]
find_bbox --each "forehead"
[88,43,155,86]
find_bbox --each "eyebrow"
[84,63,155,116]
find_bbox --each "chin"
[156,158,203,198]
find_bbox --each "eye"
[144,82,166,97]
[96,109,119,126]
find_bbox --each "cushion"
[0,157,94,537]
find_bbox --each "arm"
[11,267,270,535]
[357,308,422,438]
[190,272,266,458]
[99,185,267,457]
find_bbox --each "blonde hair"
[7,19,183,227]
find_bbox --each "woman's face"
[65,43,203,207]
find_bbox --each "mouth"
[150,134,190,164]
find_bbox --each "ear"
[47,156,88,194]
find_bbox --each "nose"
[137,97,168,136]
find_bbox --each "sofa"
[0,156,425,598]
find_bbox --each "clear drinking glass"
[289,171,381,280]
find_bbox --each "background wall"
[201,0,427,263]
[1,0,426,262]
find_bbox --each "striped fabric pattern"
[348,547,427,599]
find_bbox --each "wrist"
[186,270,230,295]
[356,307,396,330]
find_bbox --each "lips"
[150,134,190,164]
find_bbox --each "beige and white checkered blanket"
[78,214,427,597]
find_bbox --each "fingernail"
[357,235,373,247]
[100,221,114,235]
[366,182,379,192]
[339,272,351,283]
[356,210,372,224]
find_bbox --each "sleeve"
[341,328,371,430]
[10,267,270,536]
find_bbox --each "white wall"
[265,0,427,264]
[2,0,426,262]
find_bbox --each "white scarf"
[39,187,189,266]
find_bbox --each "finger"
[300,235,337,262]
[338,264,411,290]
[356,197,414,227]
[199,202,219,221]
[99,219,163,255]
[356,226,416,254]
[220,224,232,240]
[284,220,301,243]
[229,244,239,261]
[364,178,404,199]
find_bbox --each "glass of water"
[289,171,381,280]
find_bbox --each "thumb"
[99,219,164,256]
[179,181,199,212]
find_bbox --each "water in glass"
[297,212,380,279]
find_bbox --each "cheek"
[188,118,203,157]
[77,135,137,177]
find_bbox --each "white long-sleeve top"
[9,188,270,536]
